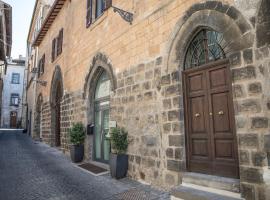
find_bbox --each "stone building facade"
[26,0,270,199]
[1,57,25,128]
[23,0,54,137]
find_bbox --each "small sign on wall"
[109,121,117,128]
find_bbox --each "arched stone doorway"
[50,66,64,147]
[35,94,43,139]
[83,53,116,163]
[182,29,238,178]
[167,1,254,179]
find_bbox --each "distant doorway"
[50,66,63,147]
[10,111,17,128]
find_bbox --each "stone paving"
[0,130,170,200]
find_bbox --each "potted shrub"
[69,122,85,163]
[109,127,128,179]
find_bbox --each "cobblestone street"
[0,130,170,200]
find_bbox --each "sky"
[4,0,36,59]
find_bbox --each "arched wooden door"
[183,29,239,178]
[55,84,62,147]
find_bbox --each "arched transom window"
[95,71,110,101]
[184,29,226,69]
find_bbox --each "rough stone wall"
[110,56,183,187]
[41,101,52,145]
[60,91,87,153]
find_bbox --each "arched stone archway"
[165,1,255,180]
[83,52,116,162]
[167,1,254,72]
[50,66,64,147]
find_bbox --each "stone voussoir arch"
[50,65,64,106]
[167,0,254,72]
[83,52,117,100]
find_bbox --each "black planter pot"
[109,153,128,179]
[70,144,84,163]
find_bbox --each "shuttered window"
[51,29,64,62]
[86,0,92,27]
[52,38,56,62]
[86,0,111,28]
[38,54,45,77]
[57,29,63,56]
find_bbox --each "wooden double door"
[183,61,239,178]
[10,111,17,128]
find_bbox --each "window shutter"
[52,38,56,62]
[58,29,63,55]
[41,54,45,74]
[86,0,92,27]
[38,59,41,77]
[103,0,112,10]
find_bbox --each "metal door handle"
[218,111,224,115]
[195,113,200,117]
[209,112,213,116]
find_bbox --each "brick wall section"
[60,91,87,153]
[41,101,52,145]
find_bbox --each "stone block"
[175,148,183,159]
[251,117,268,128]
[137,64,145,73]
[169,135,183,147]
[236,99,261,113]
[141,135,157,147]
[142,81,151,90]
[248,82,262,94]
[163,123,171,133]
[167,160,183,172]
[165,173,175,185]
[239,150,250,165]
[241,183,255,200]
[239,134,258,148]
[233,84,245,98]
[251,151,267,167]
[166,148,173,158]
[243,49,253,64]
[229,52,241,66]
[232,65,256,81]
[155,56,162,66]
[171,71,180,83]
[163,99,171,109]
[168,110,180,121]
[264,134,270,151]
[135,156,141,165]
[161,74,171,86]
[164,84,180,97]
[240,167,264,184]
[145,70,154,80]
[144,91,153,100]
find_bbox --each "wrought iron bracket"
[112,6,133,25]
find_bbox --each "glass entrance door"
[94,106,110,163]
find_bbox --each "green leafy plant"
[69,122,85,145]
[110,127,128,154]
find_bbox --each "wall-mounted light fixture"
[33,80,47,87]
[112,6,133,25]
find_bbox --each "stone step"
[182,172,240,193]
[171,183,243,200]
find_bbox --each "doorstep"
[170,172,242,200]
[182,172,240,193]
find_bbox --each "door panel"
[211,92,231,133]
[190,96,206,133]
[94,106,110,163]
[184,61,239,178]
[10,112,17,128]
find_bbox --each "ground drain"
[115,188,152,200]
